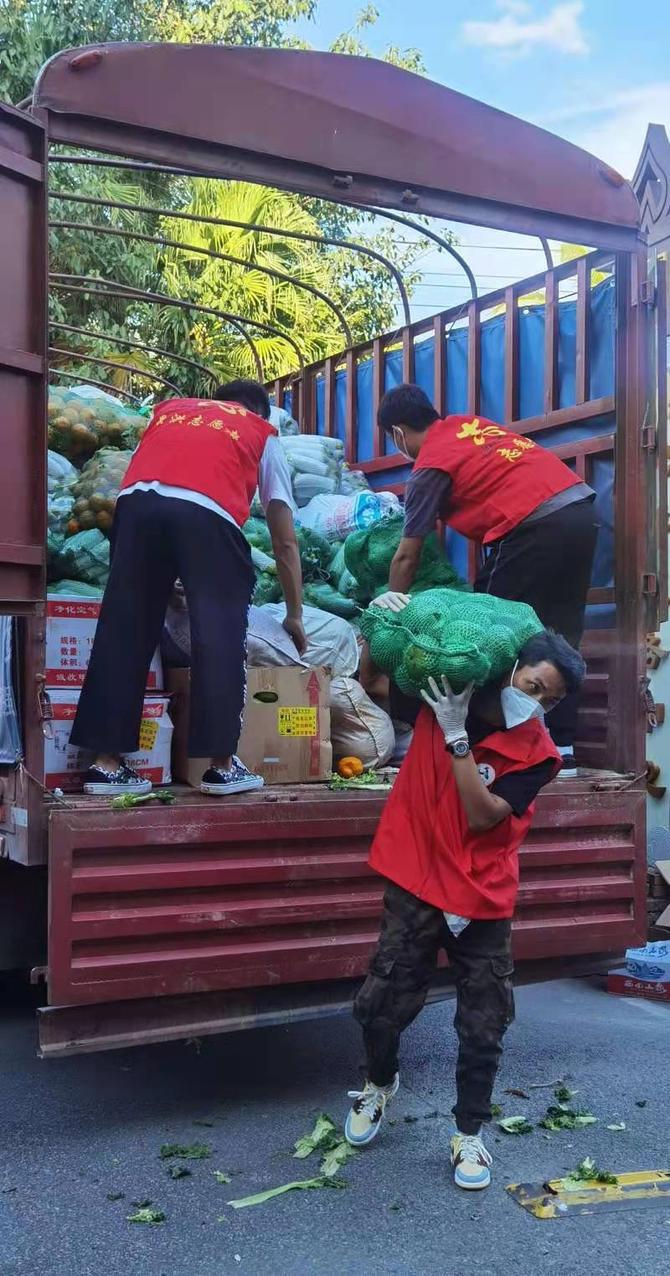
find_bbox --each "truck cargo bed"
[39,775,646,1055]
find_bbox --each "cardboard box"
[167,666,332,786]
[46,596,162,690]
[44,689,172,792]
[608,967,670,1004]
[624,941,670,982]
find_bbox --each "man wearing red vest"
[71,380,306,797]
[378,385,598,773]
[344,629,585,1191]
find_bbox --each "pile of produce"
[360,588,543,696]
[345,514,468,604]
[48,385,146,464]
[67,448,133,536]
[279,434,344,507]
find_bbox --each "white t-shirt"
[119,434,295,527]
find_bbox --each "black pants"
[71,492,254,758]
[354,881,514,1135]
[474,498,598,748]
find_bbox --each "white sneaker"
[450,1131,493,1190]
[344,1074,400,1146]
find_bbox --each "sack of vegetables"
[67,449,133,537]
[48,385,146,465]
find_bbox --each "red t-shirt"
[369,707,561,918]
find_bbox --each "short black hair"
[214,379,270,420]
[378,384,439,434]
[517,629,586,695]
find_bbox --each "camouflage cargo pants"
[353,881,515,1135]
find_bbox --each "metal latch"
[641,676,658,732]
[642,425,657,451]
[639,279,656,307]
[642,572,659,597]
[36,674,53,739]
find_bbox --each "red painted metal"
[45,783,645,1011]
[0,103,47,611]
[34,45,640,246]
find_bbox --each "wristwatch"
[446,737,471,759]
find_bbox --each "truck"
[0,42,665,1056]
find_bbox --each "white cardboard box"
[46,596,163,690]
[44,689,172,792]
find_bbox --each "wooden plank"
[273,378,283,410]
[290,377,301,429]
[345,349,357,462]
[655,255,668,623]
[0,143,43,182]
[576,256,591,405]
[0,344,44,375]
[301,368,314,435]
[402,327,414,383]
[323,356,335,439]
[467,301,481,414]
[433,312,446,415]
[504,285,519,423]
[544,269,558,413]
[371,337,385,457]
[360,408,615,475]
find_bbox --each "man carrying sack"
[377,384,598,775]
[344,628,585,1190]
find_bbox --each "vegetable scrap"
[538,1104,597,1132]
[498,1116,534,1135]
[225,1177,346,1211]
[127,1206,166,1225]
[561,1157,618,1190]
[159,1142,213,1161]
[111,789,175,810]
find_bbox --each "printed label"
[277,706,318,737]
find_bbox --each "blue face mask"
[501,661,545,729]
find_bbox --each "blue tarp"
[284,278,616,622]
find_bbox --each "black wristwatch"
[446,737,471,759]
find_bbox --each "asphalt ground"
[1,976,669,1275]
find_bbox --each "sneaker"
[344,1073,399,1146]
[557,752,577,779]
[83,763,152,796]
[450,1132,493,1191]
[200,757,264,797]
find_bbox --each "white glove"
[421,675,475,744]
[370,592,411,614]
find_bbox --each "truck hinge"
[639,279,656,307]
[642,425,657,451]
[643,572,659,597]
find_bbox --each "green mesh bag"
[253,573,282,606]
[344,514,468,602]
[359,588,543,695]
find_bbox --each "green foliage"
[2,1,436,391]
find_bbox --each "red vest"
[369,708,561,919]
[414,415,580,544]
[121,398,275,527]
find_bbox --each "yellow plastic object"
[337,756,365,779]
[507,1170,670,1219]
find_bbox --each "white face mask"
[501,661,545,729]
[392,426,412,461]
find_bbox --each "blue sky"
[289,1,669,313]
[294,0,668,179]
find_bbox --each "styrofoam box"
[624,942,670,983]
[44,689,172,793]
[46,596,162,690]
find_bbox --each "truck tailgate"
[43,781,646,1016]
